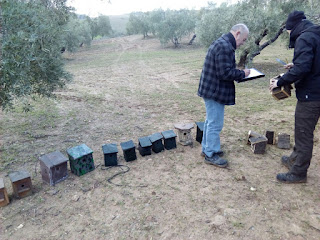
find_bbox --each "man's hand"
[269,78,278,91]
[284,63,294,69]
[244,69,250,77]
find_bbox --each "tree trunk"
[238,24,286,67]
[188,34,196,45]
[238,49,249,68]
[172,37,179,48]
[249,25,286,62]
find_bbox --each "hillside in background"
[109,14,130,36]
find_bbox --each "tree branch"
[249,24,286,61]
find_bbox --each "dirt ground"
[1,35,320,240]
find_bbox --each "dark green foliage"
[0,0,72,109]
[156,9,196,47]
[196,0,318,66]
[126,12,150,38]
[86,15,112,40]
[126,9,196,46]
[96,15,112,37]
[62,15,92,52]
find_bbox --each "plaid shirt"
[197,33,245,105]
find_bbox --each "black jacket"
[277,20,320,101]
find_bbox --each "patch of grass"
[232,221,245,228]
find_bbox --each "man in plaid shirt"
[198,24,250,168]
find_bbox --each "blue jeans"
[202,98,225,157]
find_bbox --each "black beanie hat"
[286,10,306,30]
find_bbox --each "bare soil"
[0,35,320,240]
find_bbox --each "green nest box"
[161,130,177,150]
[67,144,95,176]
[138,136,152,156]
[195,122,204,143]
[102,143,118,166]
[149,132,164,153]
[120,140,137,162]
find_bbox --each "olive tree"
[126,12,150,38]
[96,15,112,37]
[62,15,92,52]
[196,3,236,48]
[196,0,315,66]
[0,0,73,109]
[156,9,196,47]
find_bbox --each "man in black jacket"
[269,10,320,183]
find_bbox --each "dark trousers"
[289,100,320,176]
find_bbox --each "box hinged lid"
[149,133,163,143]
[102,143,118,154]
[161,130,177,139]
[67,144,93,159]
[39,151,68,168]
[120,140,135,151]
[138,136,152,147]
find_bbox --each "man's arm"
[277,37,314,87]
[215,46,245,81]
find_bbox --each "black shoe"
[281,155,294,169]
[204,154,228,168]
[201,150,224,157]
[276,172,307,184]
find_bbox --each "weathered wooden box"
[161,130,177,150]
[246,130,261,145]
[174,123,194,146]
[265,130,275,145]
[102,143,118,166]
[272,84,293,100]
[195,122,204,143]
[67,144,95,176]
[120,140,137,162]
[249,136,268,154]
[278,133,291,149]
[9,171,32,199]
[138,136,152,156]
[0,178,10,207]
[247,130,268,154]
[149,133,164,153]
[39,151,69,186]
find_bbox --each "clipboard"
[236,68,265,83]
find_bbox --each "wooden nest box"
[0,178,10,207]
[67,144,95,176]
[161,130,177,150]
[247,130,268,154]
[102,143,118,166]
[277,133,291,149]
[271,75,293,100]
[195,122,204,144]
[9,170,33,199]
[138,136,152,156]
[149,133,164,153]
[39,151,69,186]
[174,123,194,146]
[120,140,137,162]
[265,130,276,145]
